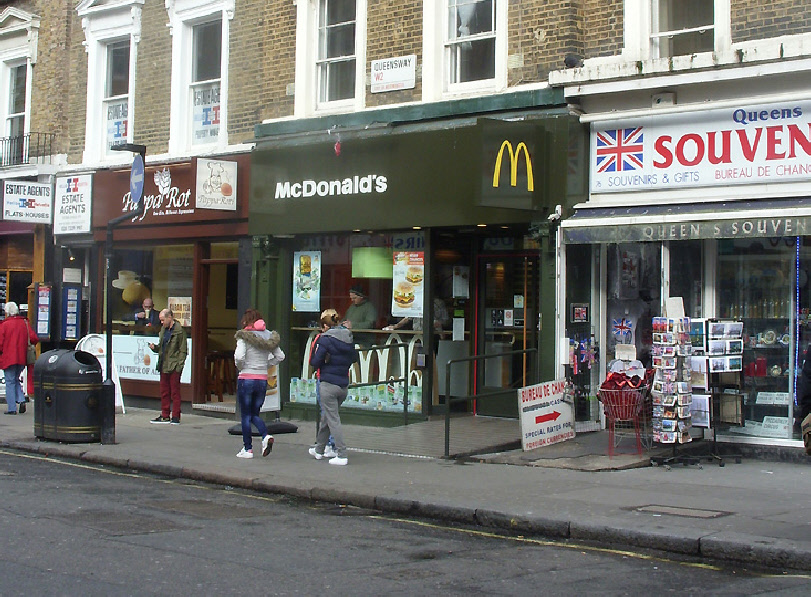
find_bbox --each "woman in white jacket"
[234,308,285,458]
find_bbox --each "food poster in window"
[392,251,424,317]
[292,251,321,312]
[168,296,192,327]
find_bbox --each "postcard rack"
[704,319,744,466]
[649,316,701,468]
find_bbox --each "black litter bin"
[34,349,103,442]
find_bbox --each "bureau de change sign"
[517,380,575,451]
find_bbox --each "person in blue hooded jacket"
[309,308,358,466]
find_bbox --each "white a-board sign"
[517,379,575,451]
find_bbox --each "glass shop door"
[475,252,540,417]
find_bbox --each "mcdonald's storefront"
[249,110,584,423]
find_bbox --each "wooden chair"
[221,351,237,395]
[205,352,223,402]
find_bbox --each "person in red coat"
[0,301,38,414]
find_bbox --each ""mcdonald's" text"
[275,174,388,199]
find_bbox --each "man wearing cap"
[344,285,377,347]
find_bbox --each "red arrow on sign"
[535,411,561,425]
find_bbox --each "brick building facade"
[3,1,811,442]
[5,1,810,177]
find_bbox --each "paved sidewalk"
[1,406,810,572]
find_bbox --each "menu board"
[35,283,52,340]
[61,284,82,341]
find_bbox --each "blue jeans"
[4,365,24,412]
[237,378,269,451]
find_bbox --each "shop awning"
[561,197,811,243]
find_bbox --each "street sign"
[130,153,145,206]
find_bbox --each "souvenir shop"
[559,98,811,447]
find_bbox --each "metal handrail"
[344,341,414,426]
[443,347,538,458]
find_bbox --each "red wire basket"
[598,388,646,420]
[598,386,649,457]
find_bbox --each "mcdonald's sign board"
[492,140,534,191]
[478,119,545,210]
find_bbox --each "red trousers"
[159,371,182,419]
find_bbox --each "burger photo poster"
[392,251,424,317]
[293,251,322,312]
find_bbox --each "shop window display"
[107,245,194,334]
[288,233,428,413]
[669,240,703,318]
[606,243,661,369]
[717,238,796,439]
[565,244,601,430]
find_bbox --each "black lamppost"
[101,143,146,444]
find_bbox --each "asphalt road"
[1,449,808,596]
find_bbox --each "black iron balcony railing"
[0,132,56,167]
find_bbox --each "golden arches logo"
[492,141,534,192]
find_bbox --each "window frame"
[294,0,366,116]
[5,62,26,137]
[188,19,223,148]
[650,0,715,59]
[0,60,29,167]
[102,40,131,157]
[167,0,232,154]
[445,0,497,87]
[0,8,38,166]
[316,0,357,105]
[624,0,730,62]
[77,0,141,163]
[422,0,507,101]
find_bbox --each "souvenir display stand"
[704,319,744,466]
[650,317,701,467]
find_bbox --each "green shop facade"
[248,90,586,425]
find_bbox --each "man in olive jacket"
[148,309,188,424]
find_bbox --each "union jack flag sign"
[612,317,633,342]
[596,127,644,172]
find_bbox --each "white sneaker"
[324,446,338,458]
[236,448,254,459]
[329,456,348,466]
[308,447,325,460]
[261,435,274,457]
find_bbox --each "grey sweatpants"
[315,381,347,457]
